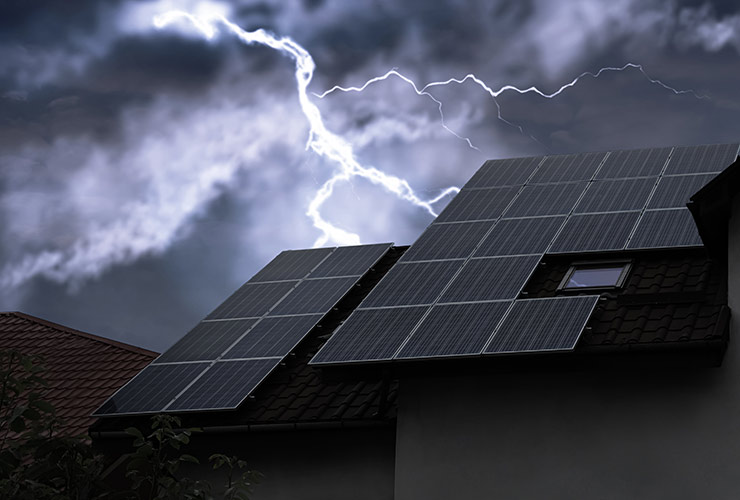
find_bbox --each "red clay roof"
[0,312,157,437]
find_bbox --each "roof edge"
[1,311,158,358]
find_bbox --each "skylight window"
[558,262,631,290]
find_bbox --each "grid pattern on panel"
[396,301,512,358]
[268,277,359,315]
[311,307,429,364]
[574,178,656,213]
[627,209,702,249]
[249,248,333,283]
[596,147,671,179]
[505,182,588,217]
[485,296,599,354]
[155,319,258,364]
[475,216,566,257]
[549,211,641,254]
[401,221,494,262]
[530,152,606,184]
[663,143,739,175]
[648,174,716,209]
[439,255,541,303]
[465,156,542,188]
[435,187,519,222]
[310,243,391,277]
[361,260,463,307]
[206,281,298,320]
[167,359,280,411]
[222,315,323,359]
[93,363,209,416]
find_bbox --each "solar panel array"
[94,243,392,416]
[311,143,739,366]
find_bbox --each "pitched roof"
[0,312,157,437]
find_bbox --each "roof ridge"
[0,311,158,358]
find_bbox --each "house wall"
[394,198,740,500]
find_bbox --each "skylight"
[559,262,631,290]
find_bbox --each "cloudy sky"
[2,0,740,351]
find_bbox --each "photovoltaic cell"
[529,152,606,184]
[310,243,391,277]
[396,301,512,358]
[154,319,258,363]
[647,174,716,209]
[435,187,520,223]
[268,277,358,315]
[596,147,671,179]
[167,358,279,411]
[361,260,463,307]
[484,296,599,354]
[504,182,587,217]
[222,314,323,359]
[401,221,494,262]
[465,156,542,188]
[627,209,702,249]
[574,178,656,213]
[248,248,332,283]
[439,255,540,303]
[549,211,640,254]
[311,306,429,364]
[206,281,298,319]
[474,216,566,257]
[663,143,738,175]
[92,363,209,416]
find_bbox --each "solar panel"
[166,359,280,411]
[574,178,656,214]
[484,296,599,354]
[505,182,588,217]
[206,281,298,319]
[595,147,671,179]
[529,152,606,184]
[401,221,494,262]
[268,277,359,315]
[361,260,463,307]
[249,248,332,283]
[310,243,391,277]
[92,363,209,416]
[435,187,520,222]
[474,216,566,257]
[311,306,429,364]
[439,255,541,303]
[222,315,323,359]
[647,174,716,209]
[396,301,512,358]
[549,211,640,254]
[154,319,258,363]
[663,143,739,175]
[627,209,702,249]
[464,156,542,188]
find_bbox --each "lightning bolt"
[154,11,459,248]
[317,63,708,149]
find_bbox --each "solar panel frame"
[647,173,717,209]
[548,211,641,254]
[360,260,464,307]
[626,209,703,249]
[154,319,259,364]
[248,247,333,283]
[400,221,494,262]
[310,306,430,364]
[166,358,280,412]
[221,314,323,359]
[504,182,588,217]
[267,276,360,315]
[438,255,541,303]
[464,156,542,188]
[205,280,299,320]
[663,143,739,175]
[529,152,606,184]
[92,362,210,416]
[595,147,671,179]
[395,301,512,359]
[309,243,392,277]
[483,295,599,354]
[574,178,656,214]
[434,186,520,223]
[474,216,566,257]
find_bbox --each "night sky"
[2,0,740,352]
